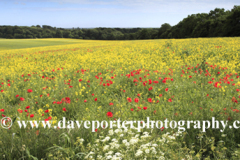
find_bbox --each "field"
[0,38,240,159]
[0,38,86,51]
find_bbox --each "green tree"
[55,29,63,38]
[224,5,240,36]
[158,23,171,38]
[139,29,150,39]
[63,30,72,38]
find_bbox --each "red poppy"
[127,98,132,102]
[18,109,23,113]
[45,109,49,113]
[131,108,134,111]
[214,82,219,88]
[148,98,152,103]
[64,97,71,103]
[165,88,168,92]
[94,98,97,101]
[57,101,62,104]
[63,108,66,111]
[106,112,113,118]
[232,97,238,103]
[30,114,34,118]
[109,102,113,105]
[168,98,172,102]
[147,79,152,85]
[143,107,147,110]
[134,98,139,103]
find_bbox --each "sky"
[0,0,239,28]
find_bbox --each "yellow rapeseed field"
[0,38,239,78]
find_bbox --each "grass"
[0,38,88,51]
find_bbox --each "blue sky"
[0,0,239,28]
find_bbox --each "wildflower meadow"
[0,38,240,159]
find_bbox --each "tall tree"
[158,23,171,38]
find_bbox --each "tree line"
[0,5,239,40]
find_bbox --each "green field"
[0,38,86,50]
